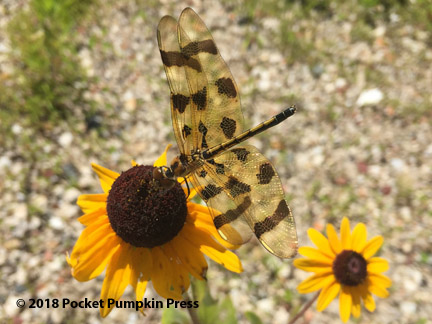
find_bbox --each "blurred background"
[0,0,431,323]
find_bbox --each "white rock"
[13,266,27,285]
[400,206,412,222]
[57,203,80,219]
[356,88,384,106]
[273,307,289,323]
[13,203,28,221]
[58,132,74,147]
[49,216,65,230]
[335,77,347,90]
[0,155,11,170]
[256,298,274,313]
[390,158,406,172]
[403,268,423,292]
[374,25,386,37]
[31,194,48,210]
[11,124,22,134]
[400,301,417,315]
[3,295,21,317]
[63,187,81,203]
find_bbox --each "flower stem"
[288,291,320,324]
[183,291,201,324]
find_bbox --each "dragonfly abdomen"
[201,106,296,160]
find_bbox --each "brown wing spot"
[231,148,250,162]
[201,184,223,201]
[160,50,201,72]
[179,153,188,166]
[207,159,225,174]
[192,87,207,111]
[225,176,251,197]
[160,50,183,67]
[199,170,207,178]
[182,125,192,139]
[215,77,237,98]
[256,163,275,184]
[181,40,217,58]
[198,121,208,149]
[220,117,236,139]
[172,94,190,113]
[254,200,289,238]
[213,196,252,229]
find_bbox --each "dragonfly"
[154,7,298,258]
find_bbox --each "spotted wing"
[157,15,194,154]
[177,8,244,152]
[191,145,298,259]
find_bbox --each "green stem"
[183,291,201,324]
[288,291,320,324]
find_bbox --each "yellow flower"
[67,145,243,317]
[294,217,391,322]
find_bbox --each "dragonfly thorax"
[169,156,188,178]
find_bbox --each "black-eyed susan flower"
[67,145,243,317]
[294,217,391,323]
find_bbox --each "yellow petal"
[171,235,208,280]
[340,217,352,250]
[77,208,107,226]
[182,224,243,273]
[307,228,335,258]
[77,194,107,214]
[297,271,335,294]
[339,286,352,323]
[316,280,340,311]
[131,160,138,166]
[350,286,362,318]
[293,258,333,273]
[100,244,133,317]
[162,244,191,297]
[130,247,152,302]
[367,257,389,274]
[350,286,361,318]
[91,163,119,193]
[298,247,334,264]
[368,273,392,289]
[326,223,342,255]
[187,205,239,250]
[361,235,383,259]
[351,223,367,253]
[69,223,122,281]
[151,247,182,300]
[368,279,390,298]
[186,202,212,221]
[364,293,376,312]
[359,283,376,312]
[154,144,172,167]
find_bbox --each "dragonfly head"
[152,155,188,189]
[152,166,176,189]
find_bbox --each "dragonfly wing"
[192,144,297,258]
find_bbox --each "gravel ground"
[1,1,431,323]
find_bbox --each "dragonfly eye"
[152,167,165,180]
[152,167,176,189]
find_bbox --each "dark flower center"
[332,250,367,286]
[106,165,187,248]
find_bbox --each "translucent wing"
[157,15,194,154]
[177,8,244,151]
[191,145,298,258]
